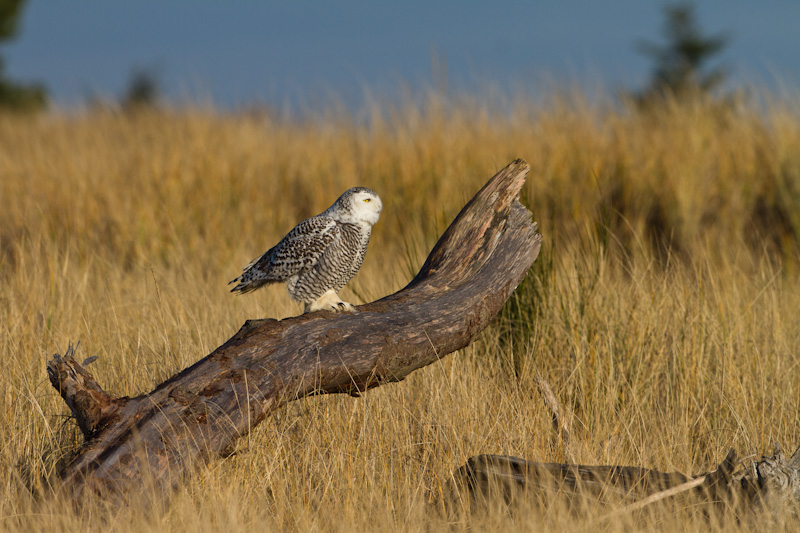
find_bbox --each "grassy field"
[2,89,800,530]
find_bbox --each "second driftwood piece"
[47,159,543,501]
[448,446,800,519]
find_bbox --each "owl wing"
[230,216,340,294]
[265,216,340,279]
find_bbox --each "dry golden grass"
[2,89,800,531]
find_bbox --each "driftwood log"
[47,159,542,500]
[448,447,800,519]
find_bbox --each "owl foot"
[305,291,357,313]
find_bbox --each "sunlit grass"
[1,88,800,531]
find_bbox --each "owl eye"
[363,198,371,203]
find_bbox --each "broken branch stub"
[47,159,543,500]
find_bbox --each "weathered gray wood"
[48,159,542,500]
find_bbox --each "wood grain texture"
[48,159,542,500]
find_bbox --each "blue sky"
[3,1,799,109]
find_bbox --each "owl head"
[333,187,382,225]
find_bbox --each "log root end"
[47,345,122,439]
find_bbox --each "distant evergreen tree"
[0,0,47,111]
[635,2,729,103]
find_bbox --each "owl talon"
[336,302,356,312]
[305,291,356,313]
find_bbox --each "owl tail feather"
[229,276,272,294]
[229,277,251,294]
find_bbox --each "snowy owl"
[229,187,382,313]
